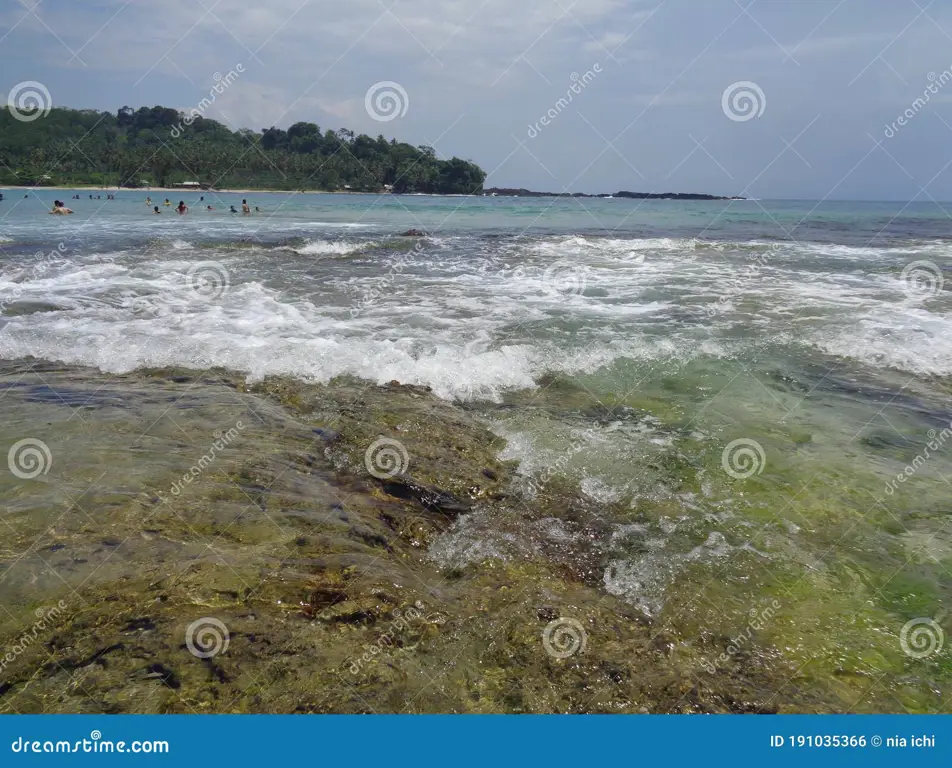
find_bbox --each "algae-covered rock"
[0,361,949,714]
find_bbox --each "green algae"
[0,358,949,714]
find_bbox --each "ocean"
[0,190,949,713]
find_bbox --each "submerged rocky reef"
[0,361,948,713]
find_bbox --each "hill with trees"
[0,105,486,194]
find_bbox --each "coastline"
[3,184,744,200]
[2,185,367,195]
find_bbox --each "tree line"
[0,105,487,194]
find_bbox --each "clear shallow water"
[2,193,951,392]
[0,191,950,713]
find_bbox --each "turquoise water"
[0,191,950,712]
[5,191,952,243]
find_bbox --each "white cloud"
[5,0,952,197]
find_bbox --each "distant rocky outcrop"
[484,187,745,200]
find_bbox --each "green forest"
[0,105,487,194]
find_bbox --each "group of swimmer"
[43,192,262,216]
[147,196,260,215]
[47,192,119,213]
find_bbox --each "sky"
[2,0,952,200]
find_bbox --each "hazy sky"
[3,0,952,200]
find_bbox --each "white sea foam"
[291,239,370,256]
[1,233,951,399]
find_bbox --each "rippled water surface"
[0,191,949,713]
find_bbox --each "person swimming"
[177,201,188,214]
[255,206,260,212]
[50,200,73,215]
[229,205,238,213]
[164,199,171,206]
[153,206,161,214]
[241,199,250,214]
[206,205,214,210]
[146,196,152,204]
